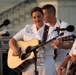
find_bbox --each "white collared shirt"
[13,23,58,57]
[69,39,76,56]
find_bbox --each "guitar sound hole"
[26,46,32,58]
[26,46,32,53]
[21,53,30,60]
[21,46,32,60]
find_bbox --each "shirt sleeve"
[13,24,31,41]
[69,39,76,56]
[13,27,25,41]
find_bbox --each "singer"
[42,4,74,75]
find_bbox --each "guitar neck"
[39,35,75,49]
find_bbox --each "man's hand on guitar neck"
[54,38,74,50]
[53,39,62,49]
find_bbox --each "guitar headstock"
[58,35,75,49]
[62,35,75,41]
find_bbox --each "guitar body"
[7,38,39,72]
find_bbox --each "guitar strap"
[36,25,49,66]
[42,22,62,59]
[56,20,61,35]
[42,25,49,43]
[54,20,61,59]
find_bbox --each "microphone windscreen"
[3,19,10,26]
[67,25,75,32]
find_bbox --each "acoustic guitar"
[7,38,39,72]
[7,35,75,72]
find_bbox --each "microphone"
[0,30,10,36]
[0,19,10,28]
[54,25,75,32]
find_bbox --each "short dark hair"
[31,7,43,16]
[42,4,56,15]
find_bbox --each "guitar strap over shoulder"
[42,25,49,43]
[54,20,61,59]
[56,20,61,35]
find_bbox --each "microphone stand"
[33,50,38,75]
